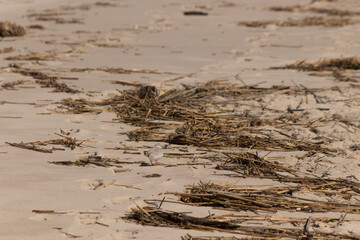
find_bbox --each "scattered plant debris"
[27,12,83,24]
[6,49,84,61]
[70,67,159,74]
[172,182,360,213]
[8,65,80,93]
[125,205,359,239]
[1,80,25,90]
[238,17,359,27]
[214,152,297,177]
[0,21,26,37]
[6,133,85,153]
[268,5,360,16]
[0,47,14,54]
[271,57,360,71]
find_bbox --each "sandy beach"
[1,0,360,239]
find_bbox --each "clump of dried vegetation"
[0,21,26,37]
[27,12,83,24]
[6,64,80,93]
[238,17,359,27]
[268,5,360,17]
[53,80,336,154]
[271,57,360,82]
[272,57,360,71]
[6,133,84,153]
[125,203,360,239]
[173,182,360,213]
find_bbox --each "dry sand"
[1,0,360,239]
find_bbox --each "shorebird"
[145,143,167,165]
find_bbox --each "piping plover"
[145,143,167,165]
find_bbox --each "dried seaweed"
[6,49,84,61]
[36,79,80,93]
[0,47,14,54]
[238,17,359,27]
[49,154,133,168]
[9,65,80,93]
[167,119,335,153]
[172,182,360,213]
[27,12,83,24]
[125,205,359,239]
[268,5,360,16]
[0,21,26,37]
[183,232,357,240]
[272,57,360,71]
[56,80,335,153]
[70,67,159,74]
[6,134,84,153]
[214,152,297,177]
[1,80,25,90]
[124,206,238,231]
[182,236,244,240]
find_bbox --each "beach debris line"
[238,17,359,27]
[166,118,336,153]
[124,205,359,239]
[0,21,26,37]
[49,152,210,168]
[213,152,297,177]
[124,205,238,231]
[49,154,123,168]
[27,11,83,24]
[182,232,358,240]
[55,80,338,154]
[8,64,80,93]
[268,5,360,16]
[6,132,85,153]
[6,49,85,61]
[0,47,14,54]
[271,57,360,71]
[271,57,360,82]
[70,66,160,74]
[170,182,360,213]
[1,80,26,90]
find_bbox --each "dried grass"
[0,47,14,54]
[238,17,359,27]
[6,133,84,153]
[272,57,360,71]
[9,65,80,93]
[27,12,83,24]
[0,22,26,37]
[173,182,360,213]
[55,80,335,154]
[269,5,360,16]
[125,204,359,239]
[70,67,159,74]
[6,49,84,61]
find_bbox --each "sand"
[1,0,360,239]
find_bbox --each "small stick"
[95,221,109,227]
[158,196,166,209]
